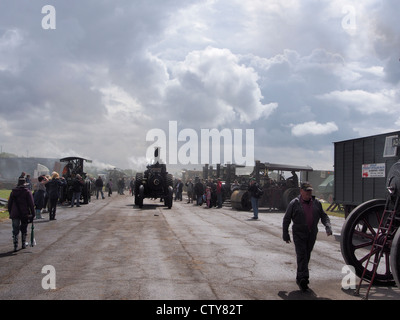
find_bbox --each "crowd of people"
[6,171,126,252]
[6,170,140,250]
[8,171,67,251]
[179,177,230,209]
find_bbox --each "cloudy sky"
[0,1,399,173]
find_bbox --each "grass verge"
[0,189,11,222]
[322,202,345,218]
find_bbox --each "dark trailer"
[334,131,400,217]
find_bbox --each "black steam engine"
[134,148,173,209]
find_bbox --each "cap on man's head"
[301,182,313,191]
[17,177,26,186]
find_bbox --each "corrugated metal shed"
[334,131,400,213]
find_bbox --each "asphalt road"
[1,194,400,301]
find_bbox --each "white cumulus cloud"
[291,121,339,137]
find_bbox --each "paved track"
[1,194,399,301]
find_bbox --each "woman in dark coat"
[8,177,35,251]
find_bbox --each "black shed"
[334,131,400,217]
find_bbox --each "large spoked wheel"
[340,199,396,285]
[390,230,400,288]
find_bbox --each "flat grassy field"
[0,189,11,222]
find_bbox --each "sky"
[0,0,399,174]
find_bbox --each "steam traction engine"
[231,161,313,211]
[340,160,400,299]
[134,148,173,209]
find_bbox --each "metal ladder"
[355,197,399,300]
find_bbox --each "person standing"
[118,178,126,195]
[194,178,204,206]
[106,178,113,197]
[33,175,48,219]
[175,179,183,201]
[185,179,193,203]
[282,182,333,291]
[47,172,66,220]
[95,176,105,199]
[129,178,135,196]
[8,177,35,251]
[205,187,211,208]
[71,174,84,207]
[248,178,261,220]
[216,178,223,208]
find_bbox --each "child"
[206,187,211,208]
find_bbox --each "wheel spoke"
[352,238,373,250]
[361,216,377,237]
[358,247,379,265]
[353,229,375,241]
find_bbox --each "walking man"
[282,182,333,291]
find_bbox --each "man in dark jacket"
[248,178,262,219]
[95,176,105,199]
[194,178,204,206]
[71,174,84,207]
[8,177,35,251]
[282,182,332,291]
[47,172,66,220]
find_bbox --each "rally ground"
[0,194,399,301]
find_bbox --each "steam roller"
[230,189,252,211]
